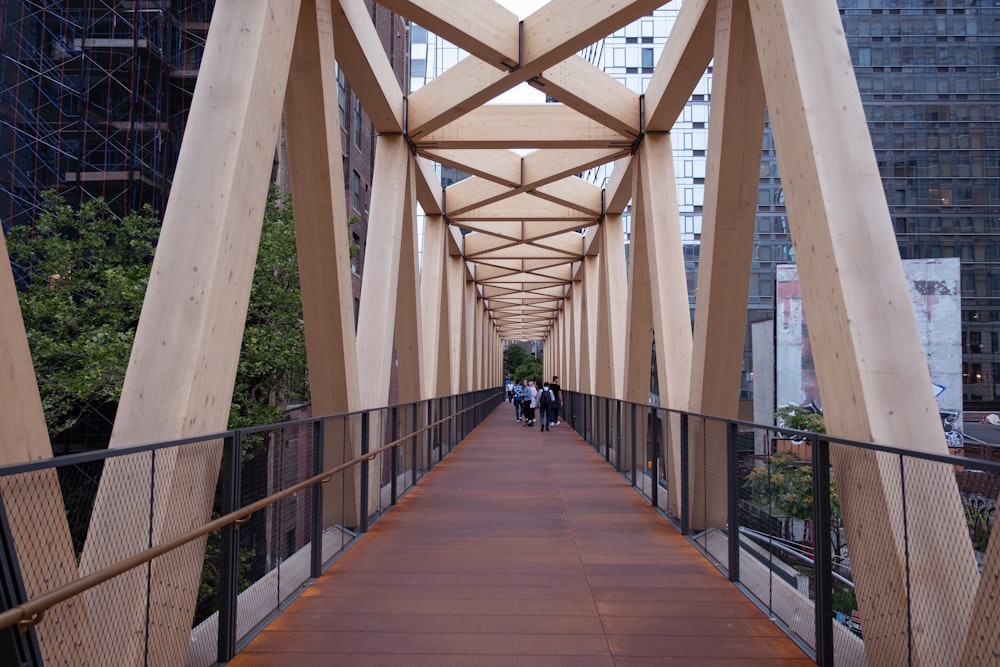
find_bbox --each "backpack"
[539,387,552,407]
[512,384,523,399]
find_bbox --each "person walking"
[523,381,538,426]
[512,380,524,421]
[538,381,554,431]
[549,375,562,426]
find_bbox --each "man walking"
[538,381,554,431]
[549,375,562,426]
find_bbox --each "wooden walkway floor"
[228,405,813,666]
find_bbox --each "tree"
[8,186,308,442]
[514,357,543,385]
[503,343,528,378]
[228,185,308,429]
[8,193,159,437]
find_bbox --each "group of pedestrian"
[506,375,562,432]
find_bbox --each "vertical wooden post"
[749,0,978,662]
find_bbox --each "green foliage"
[746,451,816,521]
[745,450,841,523]
[228,185,308,429]
[503,344,528,377]
[8,192,159,435]
[832,587,858,616]
[775,404,826,434]
[347,215,360,261]
[9,186,308,440]
[514,356,543,386]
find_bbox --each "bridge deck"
[228,405,812,666]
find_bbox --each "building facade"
[567,0,1000,408]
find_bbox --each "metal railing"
[0,389,503,667]
[562,390,1000,667]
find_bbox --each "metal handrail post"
[680,413,690,535]
[651,409,660,508]
[0,486,42,666]
[727,421,740,583]
[217,432,241,663]
[411,403,418,485]
[812,433,834,666]
[310,420,324,579]
[390,406,399,506]
[359,412,370,534]
[630,402,637,487]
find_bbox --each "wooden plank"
[533,55,641,137]
[749,1,979,664]
[594,214,628,399]
[577,255,599,394]
[446,177,516,217]
[0,232,51,464]
[79,3,301,665]
[635,134,693,519]
[453,194,593,222]
[421,149,522,187]
[332,0,404,132]
[420,215,447,399]
[604,156,635,215]
[687,0,766,533]
[645,0,716,132]
[356,135,410,409]
[227,413,809,666]
[522,148,628,190]
[286,0,363,527]
[410,0,663,139]
[414,156,444,215]
[446,255,465,393]
[0,230,98,664]
[532,177,603,216]
[394,159,423,404]
[416,104,634,150]
[378,0,518,67]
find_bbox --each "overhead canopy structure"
[1,1,997,666]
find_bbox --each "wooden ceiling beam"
[422,149,522,187]
[532,55,641,137]
[415,104,633,150]
[645,0,716,132]
[332,0,404,132]
[408,0,666,138]
[378,0,519,68]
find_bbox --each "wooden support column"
[688,0,767,530]
[749,1,978,663]
[421,215,448,399]
[571,285,583,392]
[356,134,410,409]
[0,233,98,664]
[446,255,465,394]
[595,214,628,399]
[285,0,362,527]
[578,255,600,394]
[463,277,477,391]
[79,2,302,664]
[394,159,423,404]
[630,135,693,519]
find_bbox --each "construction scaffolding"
[0,1,216,230]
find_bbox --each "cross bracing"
[1,1,998,665]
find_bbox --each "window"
[353,98,362,147]
[337,67,346,128]
[352,170,361,211]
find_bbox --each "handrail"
[0,392,500,633]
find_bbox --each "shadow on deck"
[228,405,812,666]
